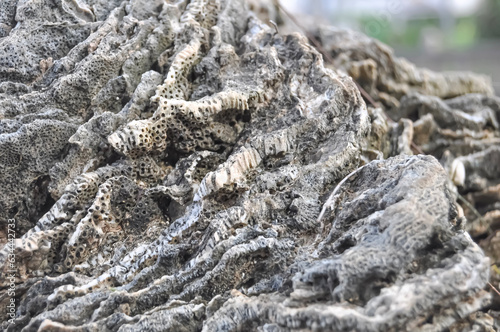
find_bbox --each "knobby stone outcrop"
[0,0,499,331]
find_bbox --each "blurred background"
[280,0,500,94]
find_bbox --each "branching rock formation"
[0,0,499,331]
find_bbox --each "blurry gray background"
[281,0,500,94]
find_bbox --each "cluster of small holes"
[110,177,139,220]
[61,180,120,270]
[69,165,129,205]
[131,157,163,179]
[123,196,164,234]
[163,92,251,153]
[154,39,201,101]
[0,24,91,82]
[179,0,220,30]
[111,89,256,155]
[108,120,161,158]
[192,155,225,182]
[61,220,97,270]
[46,223,75,267]
[35,164,132,236]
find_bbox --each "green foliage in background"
[359,0,500,50]
[479,0,500,38]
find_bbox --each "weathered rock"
[0,0,498,331]
[317,24,500,329]
[317,27,494,104]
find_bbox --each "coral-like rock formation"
[317,27,494,105]
[0,0,499,331]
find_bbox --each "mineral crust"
[0,0,499,331]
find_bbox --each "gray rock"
[0,0,498,331]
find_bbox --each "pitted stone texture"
[203,156,490,332]
[0,0,495,331]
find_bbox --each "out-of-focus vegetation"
[285,0,500,50]
[282,0,500,93]
[479,0,500,38]
[358,0,500,50]
[359,16,480,48]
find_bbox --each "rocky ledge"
[0,0,499,331]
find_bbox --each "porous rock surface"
[0,0,498,331]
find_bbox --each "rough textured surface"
[0,0,498,331]
[317,27,494,107]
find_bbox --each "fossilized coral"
[0,0,499,331]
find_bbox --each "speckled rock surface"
[0,1,498,331]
